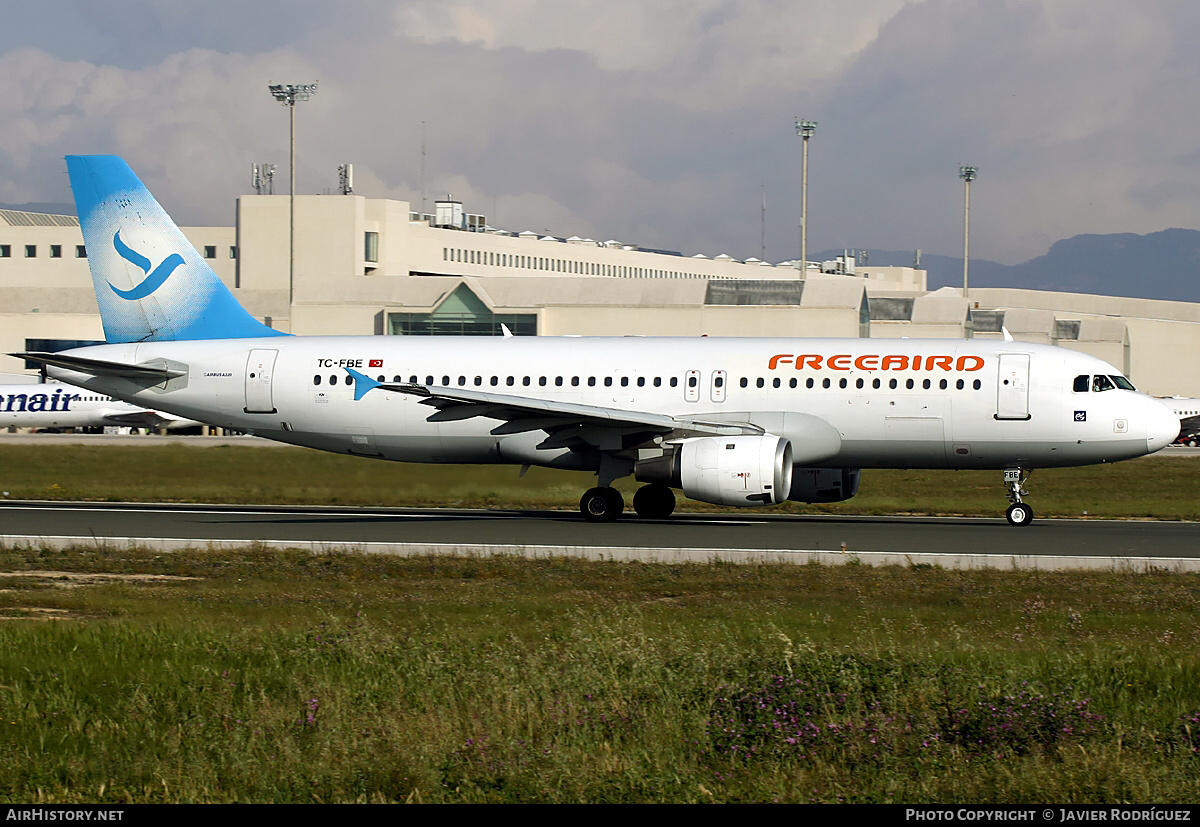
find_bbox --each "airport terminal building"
[3,192,1198,396]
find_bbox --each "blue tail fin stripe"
[65,155,288,343]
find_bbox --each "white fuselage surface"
[47,335,1176,471]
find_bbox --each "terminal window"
[387,283,536,336]
[203,246,216,259]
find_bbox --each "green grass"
[1,547,1199,803]
[2,443,1199,519]
[1,444,1197,801]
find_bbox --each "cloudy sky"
[2,0,1198,265]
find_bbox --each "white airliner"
[1160,397,1200,445]
[0,381,198,431]
[13,156,1180,525]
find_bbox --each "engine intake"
[636,435,793,507]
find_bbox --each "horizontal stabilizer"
[11,351,186,382]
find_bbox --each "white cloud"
[2,1,1200,264]
[393,0,907,107]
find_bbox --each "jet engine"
[787,467,860,503]
[636,434,793,507]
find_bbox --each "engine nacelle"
[637,435,793,507]
[787,468,860,503]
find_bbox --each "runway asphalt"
[2,434,1197,571]
[2,500,1197,572]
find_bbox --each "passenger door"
[244,348,278,414]
[996,353,1030,420]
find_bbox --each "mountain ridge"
[819,228,1200,302]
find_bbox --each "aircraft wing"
[398,384,763,449]
[347,369,760,452]
[12,352,185,382]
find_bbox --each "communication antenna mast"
[251,163,277,195]
[420,121,427,217]
[338,163,353,195]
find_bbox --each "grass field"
[0,546,1199,803]
[1,442,1199,519]
[2,444,1198,802]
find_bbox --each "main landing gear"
[632,484,675,519]
[579,484,677,522]
[580,487,624,522]
[1003,467,1034,526]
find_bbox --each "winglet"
[345,368,381,401]
[66,155,287,343]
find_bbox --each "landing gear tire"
[580,487,624,522]
[1006,502,1034,527]
[1002,467,1034,527]
[633,484,676,519]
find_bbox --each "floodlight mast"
[268,82,318,315]
[959,164,977,303]
[796,118,817,276]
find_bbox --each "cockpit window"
[1092,375,1115,392]
[1073,375,1090,393]
[1109,375,1136,391]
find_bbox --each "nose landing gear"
[1004,467,1034,526]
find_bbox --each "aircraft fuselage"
[47,335,1177,471]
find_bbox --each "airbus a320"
[15,156,1180,525]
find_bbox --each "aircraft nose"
[1146,398,1181,453]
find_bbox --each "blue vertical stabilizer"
[66,155,286,343]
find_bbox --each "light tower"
[959,164,977,301]
[268,81,318,313]
[796,118,817,275]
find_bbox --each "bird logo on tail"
[108,229,184,300]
